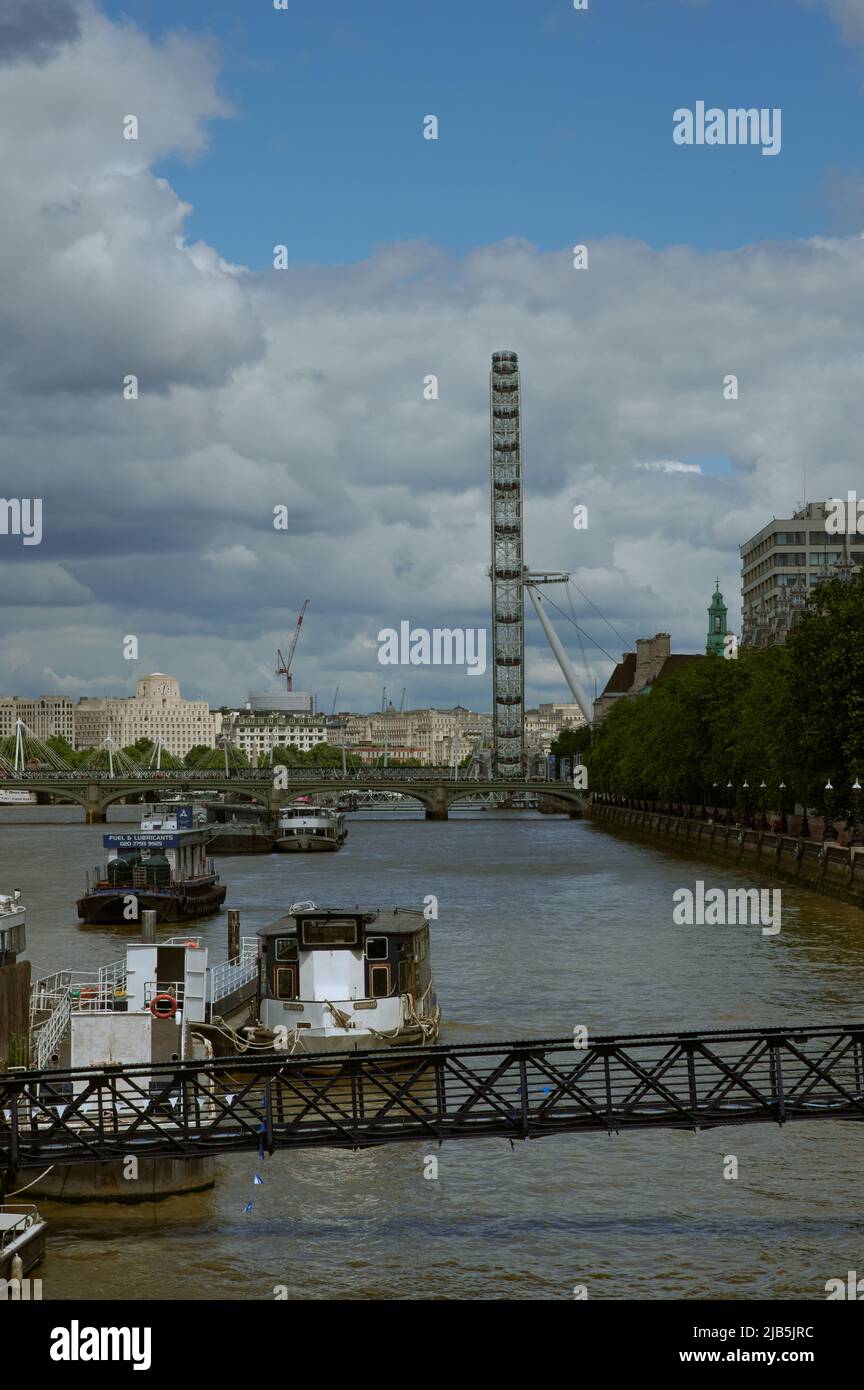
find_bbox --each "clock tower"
[706,580,728,656]
[137,673,181,701]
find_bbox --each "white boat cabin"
[258,906,438,1048]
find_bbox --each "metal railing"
[3,1022,864,1168]
[86,862,217,892]
[208,938,259,1006]
[0,1205,41,1254]
[31,991,72,1070]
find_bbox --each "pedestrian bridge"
[2,1022,862,1167]
[0,771,582,821]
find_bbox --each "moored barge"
[77,817,226,924]
[195,903,439,1055]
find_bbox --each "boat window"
[370,964,391,998]
[274,966,297,1000]
[275,937,298,961]
[301,918,359,947]
[365,936,388,961]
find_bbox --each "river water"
[4,804,863,1301]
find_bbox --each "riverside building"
[0,696,75,743]
[75,674,221,758]
[740,501,862,649]
[227,712,328,761]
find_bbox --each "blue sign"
[104,833,180,849]
[174,805,193,828]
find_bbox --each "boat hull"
[76,884,227,924]
[0,1219,46,1278]
[207,829,275,854]
[273,836,342,852]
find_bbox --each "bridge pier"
[85,783,107,824]
[425,785,449,821]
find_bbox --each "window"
[365,936,388,961]
[369,964,391,998]
[275,937,298,961]
[301,918,359,947]
[274,966,297,1000]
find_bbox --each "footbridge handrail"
[3,1021,863,1169]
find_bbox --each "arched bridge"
[0,771,584,822]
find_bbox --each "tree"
[550,725,592,761]
[184,745,214,768]
[583,570,864,822]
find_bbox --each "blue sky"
[103,0,863,267]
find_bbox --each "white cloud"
[2,4,864,709]
[636,461,703,474]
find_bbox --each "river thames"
[5,804,864,1301]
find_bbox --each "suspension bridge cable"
[566,579,633,650]
[536,590,619,664]
[568,586,594,691]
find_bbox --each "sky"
[1,0,864,712]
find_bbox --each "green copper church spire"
[706,578,727,655]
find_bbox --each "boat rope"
[7,1165,55,1195]
[323,1000,353,1029]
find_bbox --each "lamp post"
[218,734,230,779]
[849,777,862,848]
[742,779,751,828]
[759,779,768,830]
[823,779,838,842]
[800,787,811,839]
[778,781,788,835]
[726,780,733,825]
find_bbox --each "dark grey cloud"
[0,0,80,66]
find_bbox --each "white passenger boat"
[274,804,347,852]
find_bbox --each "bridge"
[0,771,582,822]
[2,1022,862,1168]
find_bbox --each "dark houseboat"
[194,903,439,1056]
[77,818,226,924]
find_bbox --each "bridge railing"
[3,1023,864,1167]
[1,768,563,785]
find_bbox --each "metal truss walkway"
[3,1023,864,1169]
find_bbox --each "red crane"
[276,600,309,692]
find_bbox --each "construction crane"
[330,686,340,717]
[276,600,309,693]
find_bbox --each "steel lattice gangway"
[2,1023,864,1169]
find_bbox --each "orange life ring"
[149,992,177,1020]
